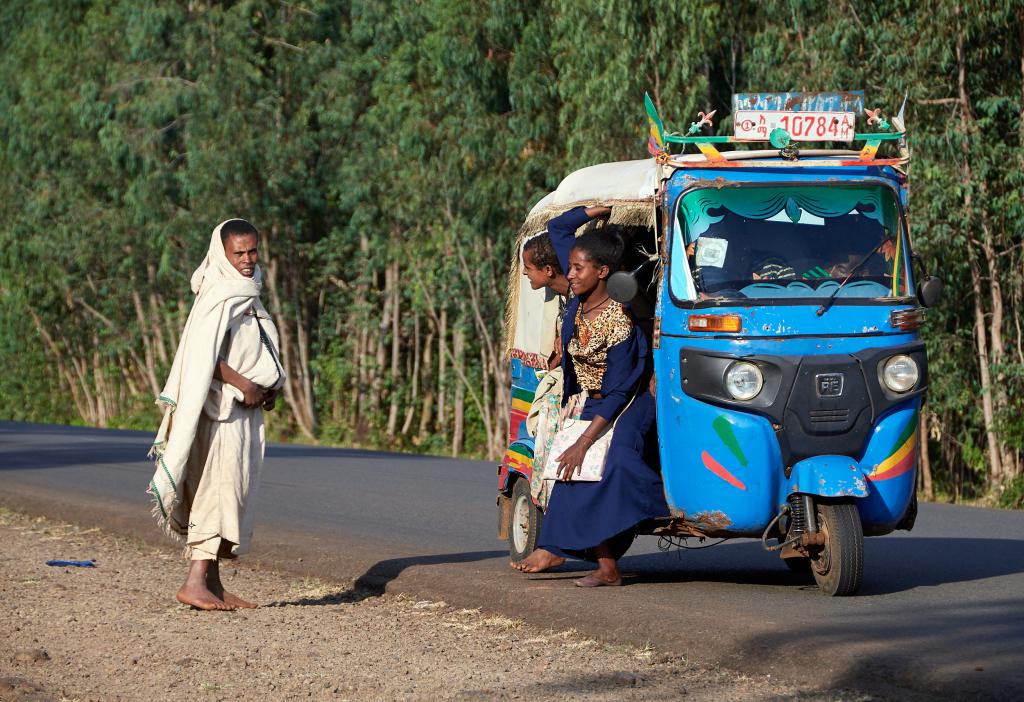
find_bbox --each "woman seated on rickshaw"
[513,206,669,587]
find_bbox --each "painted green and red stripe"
[700,415,748,490]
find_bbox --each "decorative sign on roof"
[640,89,907,167]
[731,92,863,143]
[732,91,865,114]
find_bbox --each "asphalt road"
[2,421,1022,700]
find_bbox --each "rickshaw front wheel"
[809,501,864,596]
[508,478,543,561]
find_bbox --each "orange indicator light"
[688,314,742,333]
[890,308,924,331]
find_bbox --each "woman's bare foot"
[574,543,621,586]
[574,571,622,587]
[511,549,566,573]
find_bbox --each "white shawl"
[203,304,285,421]
[147,220,277,536]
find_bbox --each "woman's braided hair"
[523,232,563,275]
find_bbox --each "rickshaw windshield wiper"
[816,233,894,317]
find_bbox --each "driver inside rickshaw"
[823,233,897,278]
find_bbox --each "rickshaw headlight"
[724,361,764,401]
[882,354,919,393]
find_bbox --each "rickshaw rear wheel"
[508,478,543,562]
[809,501,864,596]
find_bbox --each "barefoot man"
[148,219,284,610]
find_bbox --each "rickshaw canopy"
[507,158,660,368]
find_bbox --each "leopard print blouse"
[567,300,633,391]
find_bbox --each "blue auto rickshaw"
[497,92,941,596]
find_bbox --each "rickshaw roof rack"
[663,148,908,170]
[645,91,909,170]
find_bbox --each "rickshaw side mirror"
[918,276,943,307]
[608,271,639,303]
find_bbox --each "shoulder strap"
[254,317,284,389]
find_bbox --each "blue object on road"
[45,559,96,567]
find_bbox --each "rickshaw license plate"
[734,110,856,142]
[816,373,845,397]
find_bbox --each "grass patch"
[479,615,524,630]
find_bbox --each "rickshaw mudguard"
[499,437,535,494]
[786,455,869,498]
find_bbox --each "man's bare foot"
[178,558,234,610]
[221,591,258,608]
[511,549,566,573]
[203,559,256,608]
[176,582,233,610]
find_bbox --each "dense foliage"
[1,1,1021,502]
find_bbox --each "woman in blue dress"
[513,206,670,587]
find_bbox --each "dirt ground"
[0,508,873,701]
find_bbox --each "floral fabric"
[566,301,633,391]
[530,389,585,509]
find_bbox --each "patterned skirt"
[530,383,582,510]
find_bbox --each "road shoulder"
[0,507,827,701]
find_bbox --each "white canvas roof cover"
[525,158,659,221]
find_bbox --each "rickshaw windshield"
[670,185,912,302]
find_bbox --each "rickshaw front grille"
[809,408,850,424]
